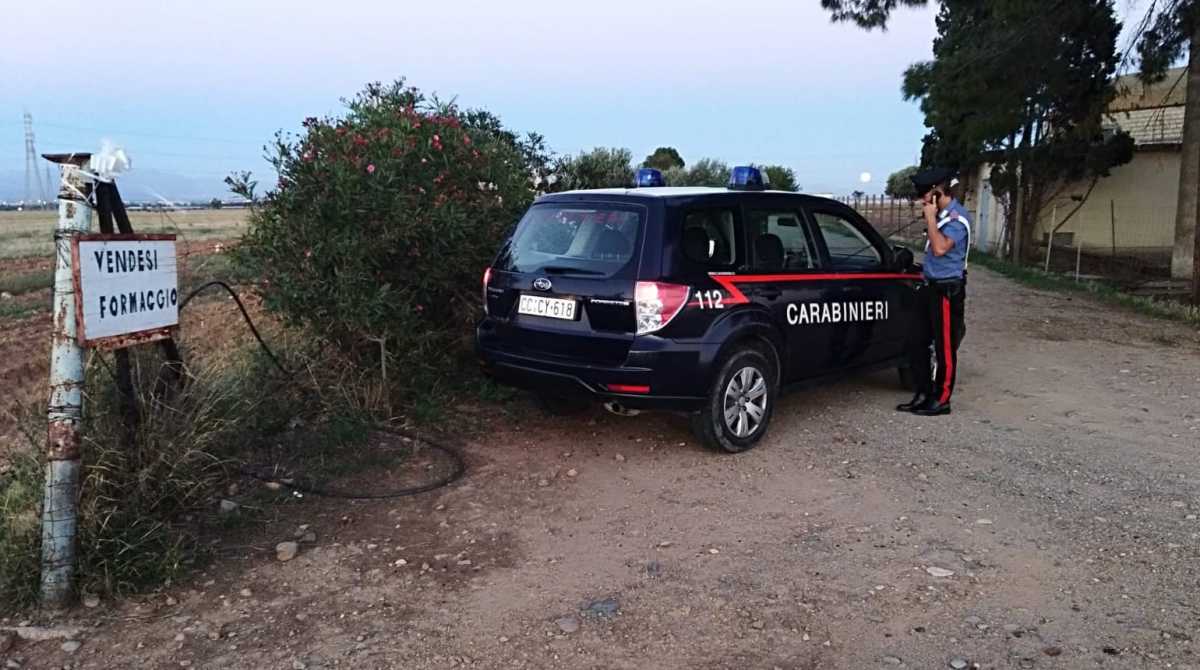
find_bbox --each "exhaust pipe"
[604,401,641,417]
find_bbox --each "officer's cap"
[910,167,958,196]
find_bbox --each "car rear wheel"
[690,347,776,454]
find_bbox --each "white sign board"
[72,235,179,348]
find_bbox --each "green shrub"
[0,341,381,612]
[232,80,548,388]
[0,448,42,610]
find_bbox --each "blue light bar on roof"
[729,165,768,191]
[635,168,665,187]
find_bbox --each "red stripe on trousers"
[939,296,954,404]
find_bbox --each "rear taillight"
[635,281,689,335]
[482,267,492,314]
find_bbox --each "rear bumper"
[476,323,711,411]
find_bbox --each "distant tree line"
[548,146,801,192]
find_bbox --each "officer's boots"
[896,392,927,412]
[912,397,952,416]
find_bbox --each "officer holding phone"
[897,167,970,416]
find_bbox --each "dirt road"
[7,267,1200,670]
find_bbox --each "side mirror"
[892,246,914,271]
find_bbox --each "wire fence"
[840,194,1186,298]
[835,195,928,246]
[1031,201,1177,289]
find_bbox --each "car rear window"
[493,203,643,278]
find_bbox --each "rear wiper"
[540,266,604,276]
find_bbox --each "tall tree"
[1138,0,1200,302]
[643,147,686,171]
[824,0,1133,262]
[821,0,928,28]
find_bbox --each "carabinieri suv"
[477,166,922,453]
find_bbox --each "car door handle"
[757,285,782,300]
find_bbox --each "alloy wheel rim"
[723,366,767,438]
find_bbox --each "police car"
[477,166,921,453]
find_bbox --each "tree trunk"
[1174,19,1200,301]
[1011,122,1035,263]
[1011,178,1024,263]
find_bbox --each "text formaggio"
[90,247,178,320]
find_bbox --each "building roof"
[1109,67,1188,111]
[1105,66,1187,146]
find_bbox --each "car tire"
[690,347,776,454]
[535,392,590,416]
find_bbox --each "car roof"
[537,187,843,206]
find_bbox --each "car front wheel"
[690,347,776,454]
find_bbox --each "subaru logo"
[532,277,553,291]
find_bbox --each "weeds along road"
[14,266,1200,670]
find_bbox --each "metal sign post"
[40,153,93,607]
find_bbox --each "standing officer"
[897,168,969,416]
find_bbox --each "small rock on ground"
[12,626,82,642]
[881,656,903,665]
[555,616,580,634]
[949,659,969,670]
[61,640,81,654]
[276,541,299,562]
[582,597,619,618]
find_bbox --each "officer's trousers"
[907,279,967,404]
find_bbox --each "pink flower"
[366,164,376,174]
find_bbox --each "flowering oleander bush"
[232,80,549,385]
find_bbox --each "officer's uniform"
[902,168,969,415]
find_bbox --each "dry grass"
[0,209,248,259]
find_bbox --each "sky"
[0,0,1157,199]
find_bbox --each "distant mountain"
[0,169,239,203]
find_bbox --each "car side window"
[681,208,739,269]
[746,209,815,272]
[811,211,883,271]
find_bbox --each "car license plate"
[518,294,577,320]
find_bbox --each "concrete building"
[972,67,1189,277]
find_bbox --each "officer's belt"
[924,277,965,291]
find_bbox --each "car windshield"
[493,204,643,278]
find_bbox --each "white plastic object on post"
[87,140,131,183]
